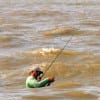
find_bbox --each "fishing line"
[42,34,74,78]
[5,35,73,86]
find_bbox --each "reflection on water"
[0,0,100,100]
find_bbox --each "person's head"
[29,67,43,78]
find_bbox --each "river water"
[0,0,100,100]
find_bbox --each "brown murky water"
[0,0,100,100]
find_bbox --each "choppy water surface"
[0,0,100,100]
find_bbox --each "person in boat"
[26,67,55,88]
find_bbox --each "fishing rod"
[41,35,73,78]
[6,35,73,87]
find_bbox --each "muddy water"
[0,0,100,100]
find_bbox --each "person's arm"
[33,78,49,88]
[26,77,55,88]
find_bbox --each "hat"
[33,67,43,74]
